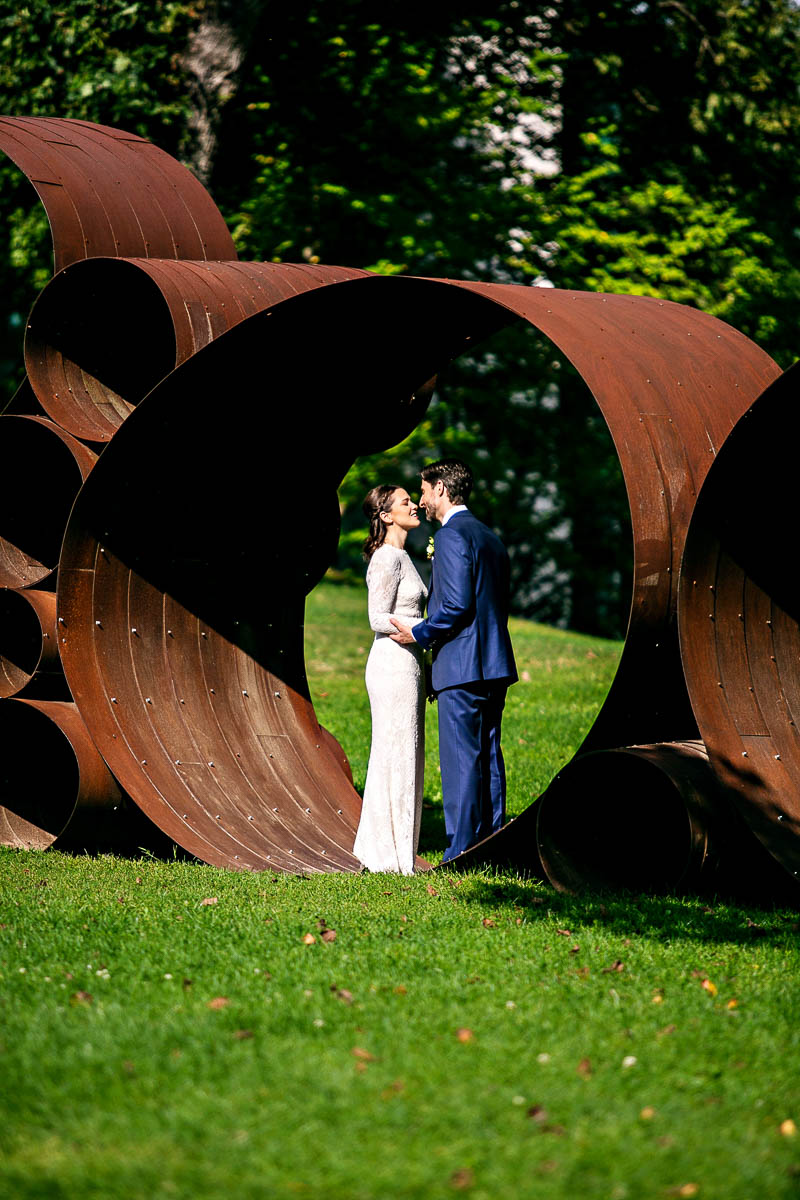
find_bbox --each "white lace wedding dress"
[353,544,428,874]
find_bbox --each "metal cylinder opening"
[0,415,97,588]
[0,699,121,848]
[536,743,716,893]
[0,589,61,697]
[25,259,177,442]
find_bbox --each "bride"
[353,484,428,874]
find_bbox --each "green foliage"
[1,0,800,632]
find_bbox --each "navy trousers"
[437,680,508,862]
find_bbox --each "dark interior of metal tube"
[537,752,698,893]
[25,259,176,439]
[0,589,62,697]
[0,417,92,588]
[0,702,80,842]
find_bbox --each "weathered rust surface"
[0,588,65,698]
[54,273,783,879]
[0,698,121,849]
[679,361,800,885]
[25,258,370,440]
[0,415,97,589]
[534,739,787,896]
[2,115,799,892]
[0,116,236,271]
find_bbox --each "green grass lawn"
[1,580,798,1199]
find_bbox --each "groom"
[390,459,517,862]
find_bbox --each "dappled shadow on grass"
[443,873,799,946]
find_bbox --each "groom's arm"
[391,531,473,649]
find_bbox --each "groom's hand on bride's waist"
[389,618,416,645]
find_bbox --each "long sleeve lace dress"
[353,544,428,874]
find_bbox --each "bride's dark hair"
[362,484,400,560]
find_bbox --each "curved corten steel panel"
[0,116,235,271]
[679,362,800,886]
[25,258,370,441]
[0,589,65,698]
[0,699,121,849]
[56,274,781,873]
[533,740,786,896]
[0,415,97,589]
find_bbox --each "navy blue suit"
[412,510,517,860]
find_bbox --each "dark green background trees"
[2,0,798,635]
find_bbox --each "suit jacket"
[412,510,517,691]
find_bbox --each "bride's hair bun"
[362,484,400,560]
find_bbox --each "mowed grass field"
[0,580,798,1200]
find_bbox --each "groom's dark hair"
[420,459,473,506]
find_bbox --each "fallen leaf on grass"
[393,985,407,995]
[207,996,230,1010]
[233,1029,253,1040]
[449,1168,474,1190]
[726,998,738,1010]
[70,991,92,1005]
[666,1185,698,1198]
[652,989,664,1004]
[381,1079,405,1099]
[602,960,625,974]
[426,884,439,896]
[182,978,193,990]
[456,1028,474,1043]
[569,945,580,955]
[352,1047,376,1061]
[122,1060,136,1075]
[640,1106,656,1120]
[657,1024,677,1038]
[331,987,353,1004]
[321,930,337,943]
[780,1119,797,1137]
[576,966,590,978]
[200,897,218,906]
[577,1057,592,1079]
[556,929,571,937]
[482,918,496,928]
[302,933,316,945]
[701,978,717,997]
[527,1105,549,1124]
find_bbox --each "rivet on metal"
[145,697,152,704]
[242,690,248,696]
[742,751,748,757]
[775,754,781,761]
[111,697,118,703]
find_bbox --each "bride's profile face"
[383,488,421,531]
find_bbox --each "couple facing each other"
[353,459,518,874]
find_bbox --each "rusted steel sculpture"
[1,114,799,901]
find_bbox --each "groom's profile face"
[419,478,442,522]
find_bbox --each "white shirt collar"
[441,505,468,526]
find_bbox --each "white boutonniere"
[426,535,435,560]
